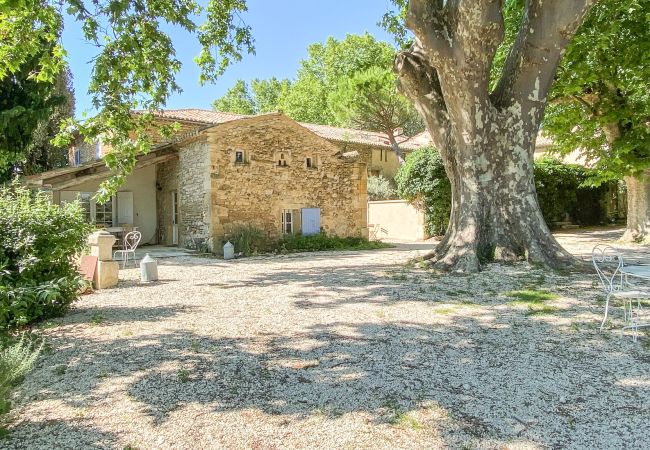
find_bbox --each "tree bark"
[622,172,650,243]
[395,0,595,272]
[387,133,406,165]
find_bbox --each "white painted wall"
[57,165,158,244]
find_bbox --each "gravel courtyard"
[6,228,650,449]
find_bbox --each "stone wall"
[206,114,368,247]
[177,139,212,250]
[156,158,178,246]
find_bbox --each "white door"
[171,191,179,245]
[117,191,134,225]
[301,208,321,236]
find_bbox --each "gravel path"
[7,229,650,449]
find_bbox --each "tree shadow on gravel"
[5,420,119,450]
[14,309,650,449]
[61,304,195,325]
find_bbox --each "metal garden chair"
[113,231,142,269]
[592,244,650,341]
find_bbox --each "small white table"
[104,227,139,249]
[105,226,138,234]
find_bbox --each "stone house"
[26,111,380,251]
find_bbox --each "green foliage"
[20,68,75,177]
[211,80,255,115]
[367,175,396,201]
[212,77,291,115]
[277,233,391,253]
[0,51,72,180]
[329,66,422,139]
[228,224,270,256]
[212,33,425,137]
[396,150,610,235]
[0,334,42,422]
[0,184,91,330]
[544,0,650,183]
[1,0,255,202]
[534,158,609,227]
[394,147,451,236]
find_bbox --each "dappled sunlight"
[7,238,650,448]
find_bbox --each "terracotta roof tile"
[144,108,427,150]
[140,108,249,124]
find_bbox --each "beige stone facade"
[31,111,371,253]
[154,113,368,251]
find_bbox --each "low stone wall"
[368,200,428,241]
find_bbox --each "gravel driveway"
[6,229,650,449]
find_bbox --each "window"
[306,157,312,168]
[95,198,113,227]
[277,153,287,167]
[282,210,293,234]
[235,150,244,163]
[74,149,81,166]
[79,193,92,222]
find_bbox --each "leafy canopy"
[1,0,254,200]
[382,0,650,184]
[212,33,423,134]
[212,77,291,115]
[329,66,422,137]
[543,0,650,183]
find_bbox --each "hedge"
[395,148,611,236]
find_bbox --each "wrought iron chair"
[113,231,142,269]
[592,245,649,340]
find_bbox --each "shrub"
[0,184,91,330]
[395,151,610,235]
[394,146,451,236]
[534,158,608,227]
[277,232,391,252]
[227,224,271,256]
[0,334,42,422]
[367,175,396,201]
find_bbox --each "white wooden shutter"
[301,208,321,236]
[117,191,134,225]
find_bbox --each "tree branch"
[395,46,451,152]
[405,0,452,63]
[491,0,596,117]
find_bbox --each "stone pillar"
[87,231,119,289]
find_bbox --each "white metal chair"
[592,245,649,340]
[113,231,142,268]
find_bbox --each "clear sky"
[63,0,398,118]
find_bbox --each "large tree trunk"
[395,0,595,272]
[622,172,650,243]
[422,98,574,272]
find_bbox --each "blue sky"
[63,0,398,118]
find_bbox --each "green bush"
[367,175,396,201]
[0,334,42,423]
[394,146,451,236]
[277,232,391,252]
[395,150,609,236]
[534,158,608,227]
[227,224,271,256]
[0,184,91,330]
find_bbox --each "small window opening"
[235,151,244,163]
[306,157,312,168]
[282,210,293,234]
